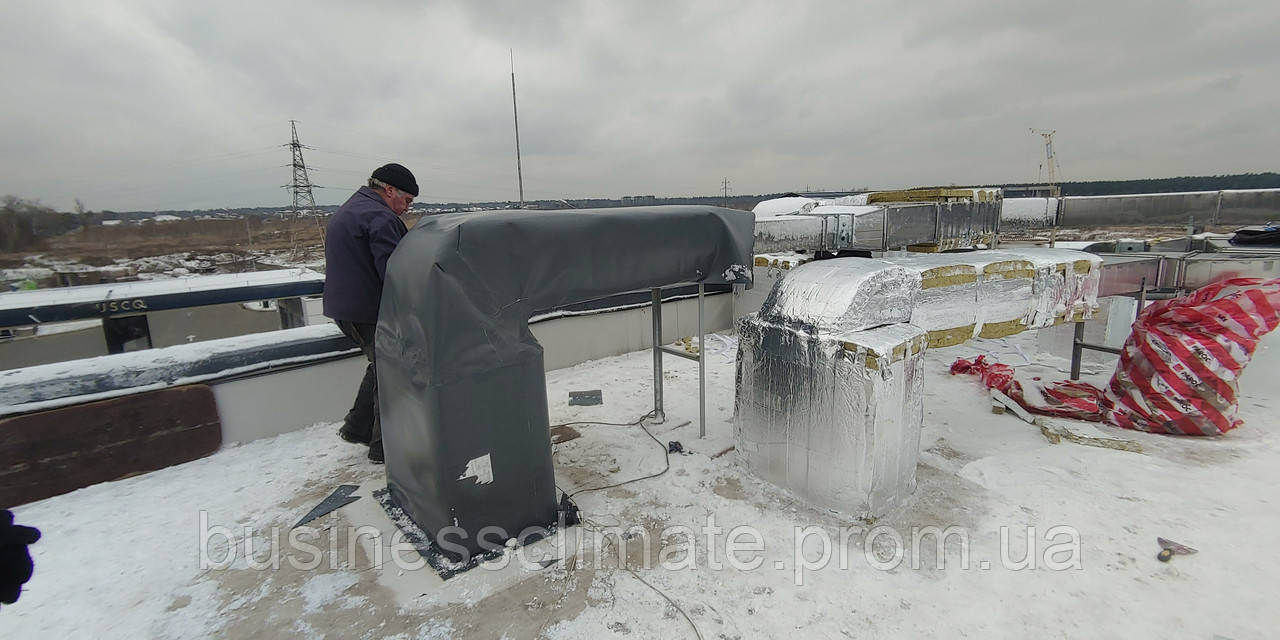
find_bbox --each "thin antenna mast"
[510,50,525,209]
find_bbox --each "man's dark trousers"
[337,320,380,449]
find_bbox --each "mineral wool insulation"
[734,249,1101,519]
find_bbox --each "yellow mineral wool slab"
[978,318,1029,339]
[927,324,977,348]
[868,188,977,203]
[982,260,1036,281]
[918,265,978,289]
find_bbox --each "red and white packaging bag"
[952,278,1280,436]
[1101,277,1280,435]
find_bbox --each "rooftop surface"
[5,331,1277,638]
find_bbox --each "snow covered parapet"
[734,249,1101,518]
[0,324,356,416]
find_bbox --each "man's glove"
[0,509,41,606]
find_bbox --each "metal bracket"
[650,284,707,437]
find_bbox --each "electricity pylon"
[285,120,319,217]
[284,120,323,256]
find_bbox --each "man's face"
[384,185,414,216]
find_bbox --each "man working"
[323,163,418,463]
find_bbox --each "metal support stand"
[650,285,708,436]
[650,288,665,424]
[1070,278,1146,380]
[698,284,706,438]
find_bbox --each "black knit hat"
[371,163,419,197]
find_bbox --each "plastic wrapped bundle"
[757,259,920,334]
[968,253,1036,338]
[881,255,980,348]
[736,317,927,519]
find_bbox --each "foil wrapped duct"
[966,252,1037,338]
[998,248,1103,322]
[990,250,1071,329]
[756,259,920,334]
[752,216,825,254]
[735,316,927,519]
[880,255,980,348]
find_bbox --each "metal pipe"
[1078,342,1122,356]
[650,287,665,423]
[698,283,706,438]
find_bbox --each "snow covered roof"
[7,329,1279,638]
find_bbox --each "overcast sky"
[1,1,1277,211]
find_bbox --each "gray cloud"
[1,0,1277,211]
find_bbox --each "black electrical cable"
[548,409,656,430]
[548,411,703,640]
[567,416,670,498]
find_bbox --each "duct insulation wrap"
[735,316,927,520]
[377,206,755,561]
[753,215,825,254]
[964,253,1037,338]
[997,248,1103,323]
[881,255,980,348]
[757,258,920,333]
[879,248,1103,345]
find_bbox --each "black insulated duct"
[377,206,755,560]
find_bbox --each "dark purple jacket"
[322,186,408,324]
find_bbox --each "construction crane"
[1029,128,1061,189]
[1030,128,1063,246]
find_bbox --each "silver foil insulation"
[734,249,1102,519]
[736,318,926,520]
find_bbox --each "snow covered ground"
[4,331,1278,639]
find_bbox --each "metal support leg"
[650,287,665,424]
[698,283,706,438]
[1135,278,1147,322]
[1070,321,1085,380]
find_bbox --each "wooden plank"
[0,385,222,508]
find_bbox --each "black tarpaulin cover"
[377,206,755,559]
